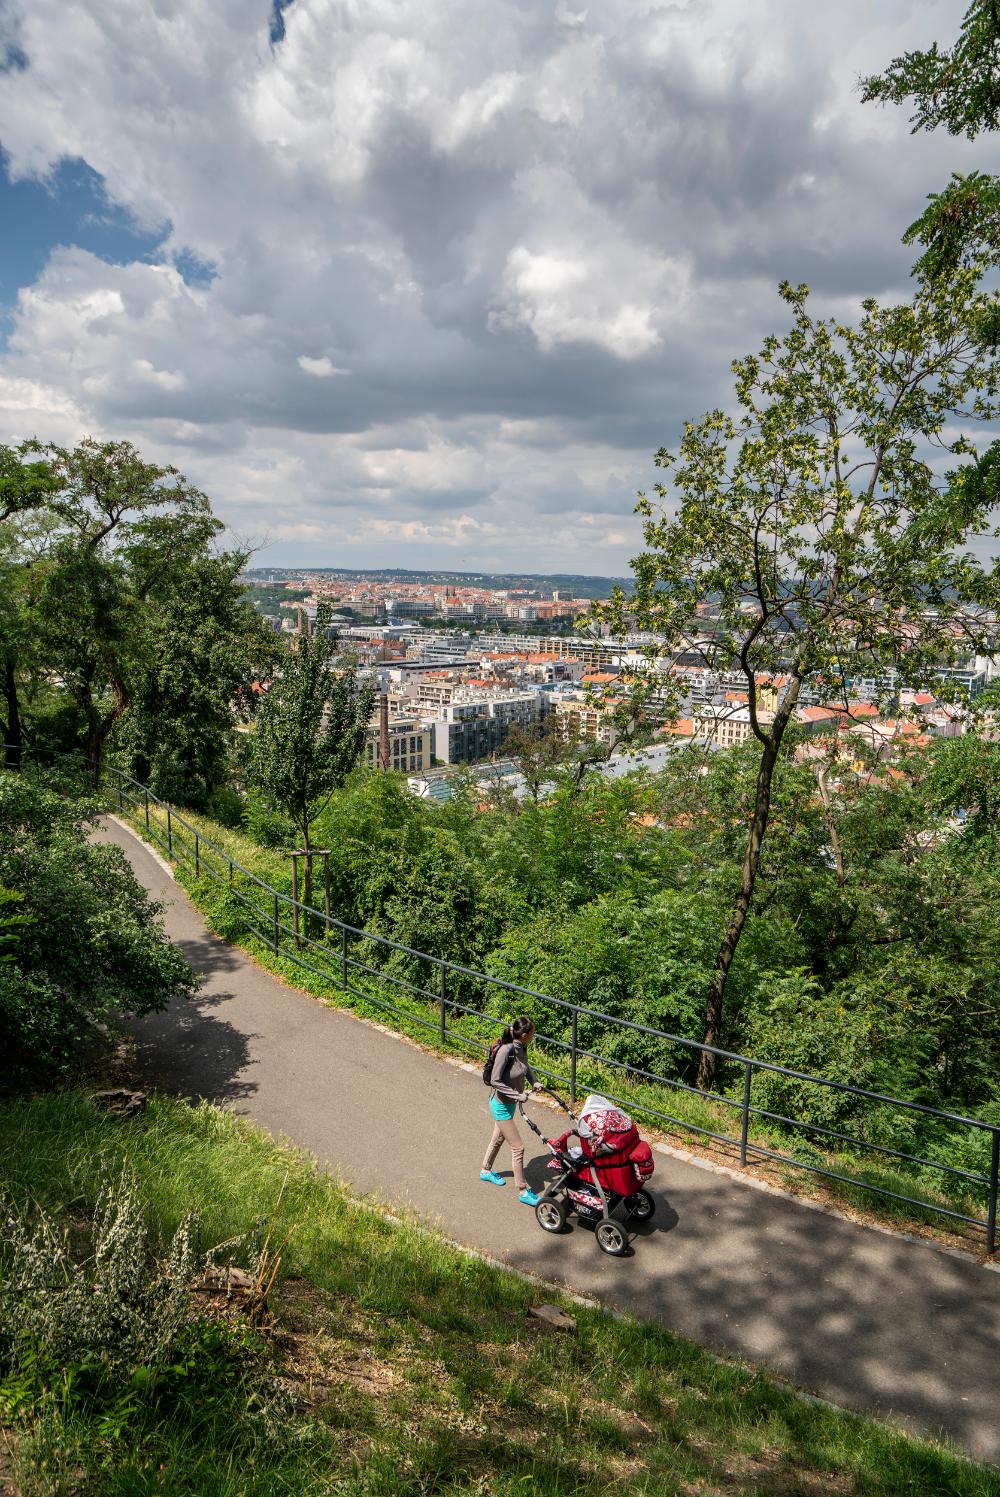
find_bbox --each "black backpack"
[482,1038,515,1087]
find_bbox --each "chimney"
[379,691,390,771]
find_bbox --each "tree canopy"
[600,271,1000,1084]
[862,1,1000,276]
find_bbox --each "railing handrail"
[5,744,998,1251]
[104,764,1000,1136]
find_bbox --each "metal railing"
[6,748,999,1251]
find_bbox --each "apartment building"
[364,716,434,774]
[551,693,624,746]
[695,704,775,749]
[431,690,544,765]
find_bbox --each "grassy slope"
[1,1093,997,1497]
[117,795,992,1246]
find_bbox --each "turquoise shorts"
[489,1095,518,1122]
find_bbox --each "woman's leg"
[494,1116,527,1191]
[481,1123,505,1174]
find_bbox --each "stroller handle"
[536,1084,577,1117]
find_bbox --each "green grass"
[113,793,993,1248]
[0,1093,997,1496]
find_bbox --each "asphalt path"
[95,815,1000,1465]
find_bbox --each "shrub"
[0,1165,287,1432]
[0,774,196,1087]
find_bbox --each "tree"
[32,440,219,776]
[245,603,377,915]
[1,438,275,788]
[0,446,59,768]
[503,719,608,803]
[861,1,1000,277]
[0,772,196,1087]
[116,550,281,807]
[601,272,1000,1088]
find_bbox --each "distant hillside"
[241,566,634,600]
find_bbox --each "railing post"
[988,1130,999,1256]
[291,852,301,949]
[116,778,123,813]
[194,831,200,878]
[341,926,348,988]
[570,1008,578,1105]
[439,963,447,1044]
[228,858,234,887]
[167,804,173,858]
[272,894,280,954]
[144,789,150,833]
[740,1061,752,1167]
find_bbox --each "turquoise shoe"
[519,1189,541,1207]
[480,1170,506,1186]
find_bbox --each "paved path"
[97,816,1000,1464]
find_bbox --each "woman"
[480,1016,542,1206]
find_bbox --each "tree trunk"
[2,656,22,769]
[697,676,802,1091]
[81,673,127,785]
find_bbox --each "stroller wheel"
[626,1189,655,1221]
[595,1219,628,1256]
[535,1198,567,1234]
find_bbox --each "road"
[96,815,1000,1465]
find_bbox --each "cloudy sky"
[0,0,986,574]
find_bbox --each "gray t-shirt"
[490,1040,536,1102]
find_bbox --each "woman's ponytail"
[499,1016,534,1047]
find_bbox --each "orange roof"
[659,718,696,736]
[725,691,749,704]
[839,703,880,720]
[799,706,840,722]
[913,692,936,706]
[582,672,620,685]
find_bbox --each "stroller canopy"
[578,1095,633,1144]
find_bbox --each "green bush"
[0,773,196,1088]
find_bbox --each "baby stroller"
[521,1091,656,1256]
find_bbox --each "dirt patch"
[681,1439,857,1496]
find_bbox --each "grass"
[112,791,995,1251]
[1,1091,998,1496]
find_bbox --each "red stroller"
[522,1092,655,1256]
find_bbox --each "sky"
[0,0,991,574]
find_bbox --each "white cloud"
[0,0,989,571]
[297,355,348,377]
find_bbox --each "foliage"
[0,1153,295,1493]
[0,774,196,1087]
[488,891,715,1074]
[0,1166,199,1401]
[862,2,1000,277]
[600,271,1000,1083]
[0,438,275,783]
[115,550,279,808]
[245,603,376,861]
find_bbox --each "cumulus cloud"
[0,0,988,571]
[298,355,348,377]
